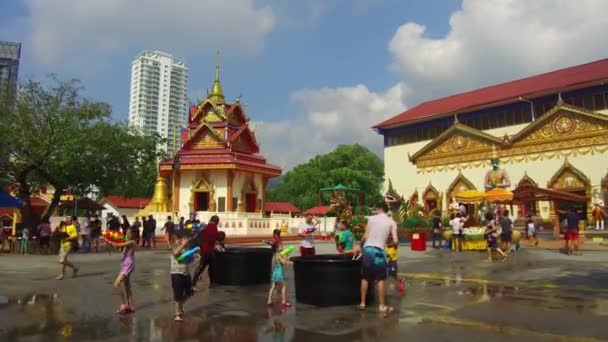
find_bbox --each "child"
[171,231,194,322]
[385,238,405,292]
[104,228,137,314]
[20,227,29,255]
[526,215,539,247]
[266,245,292,308]
[337,220,354,253]
[264,229,282,254]
[485,213,507,262]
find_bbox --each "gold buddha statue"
[484,158,511,191]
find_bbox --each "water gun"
[305,227,316,234]
[103,231,127,243]
[280,245,296,256]
[177,246,200,263]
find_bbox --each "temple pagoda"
[147,54,282,216]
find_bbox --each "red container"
[410,232,426,251]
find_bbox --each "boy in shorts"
[170,231,194,322]
[385,237,405,292]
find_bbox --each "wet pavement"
[0,243,607,341]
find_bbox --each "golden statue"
[484,147,511,191]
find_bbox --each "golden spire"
[208,51,225,104]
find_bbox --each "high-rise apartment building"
[0,41,21,101]
[128,51,188,154]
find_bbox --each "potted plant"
[399,215,431,243]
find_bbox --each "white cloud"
[260,0,608,170]
[22,0,274,66]
[389,0,608,101]
[255,83,408,169]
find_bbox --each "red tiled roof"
[264,202,301,213]
[374,58,608,129]
[0,208,14,218]
[163,155,282,172]
[303,205,332,216]
[103,196,150,209]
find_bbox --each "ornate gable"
[517,172,538,187]
[226,103,249,126]
[547,159,590,191]
[412,104,608,174]
[410,123,504,167]
[230,126,260,154]
[422,183,439,200]
[184,123,225,150]
[446,172,476,201]
[511,104,608,146]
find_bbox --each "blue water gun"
[177,246,200,263]
[306,227,316,234]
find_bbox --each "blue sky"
[2,0,607,168]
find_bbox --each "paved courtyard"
[1,242,607,341]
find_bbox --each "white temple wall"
[384,122,608,219]
[384,124,528,198]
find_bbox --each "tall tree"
[267,144,384,210]
[0,76,163,224]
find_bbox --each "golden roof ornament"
[208,51,225,104]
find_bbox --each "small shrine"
[140,54,282,223]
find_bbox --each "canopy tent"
[317,184,363,208]
[455,190,486,203]
[0,191,23,208]
[484,188,514,203]
[512,184,588,203]
[319,184,361,192]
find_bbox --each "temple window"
[218,197,226,212]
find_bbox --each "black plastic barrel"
[291,254,373,306]
[213,247,273,285]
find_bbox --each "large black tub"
[213,247,273,285]
[291,254,373,306]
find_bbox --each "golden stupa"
[138,176,171,216]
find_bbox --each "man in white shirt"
[298,213,319,256]
[450,213,465,252]
[359,202,398,315]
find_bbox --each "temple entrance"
[246,193,257,212]
[194,192,210,211]
[555,190,587,222]
[548,160,591,221]
[422,184,439,213]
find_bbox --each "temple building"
[374,58,608,221]
[139,56,288,233]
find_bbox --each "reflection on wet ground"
[2,247,608,341]
[2,275,607,341]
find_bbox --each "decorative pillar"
[261,177,269,214]
[172,173,181,214]
[227,171,234,212]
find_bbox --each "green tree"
[0,77,163,224]
[267,144,384,210]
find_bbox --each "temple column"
[172,173,180,214]
[227,171,234,212]
[261,177,269,214]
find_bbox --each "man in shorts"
[359,202,398,315]
[499,210,513,253]
[56,216,79,280]
[565,207,581,255]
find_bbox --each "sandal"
[379,306,394,315]
[174,315,184,322]
[281,301,292,308]
[358,304,366,311]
